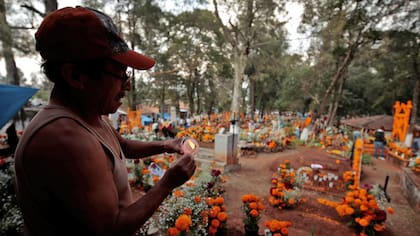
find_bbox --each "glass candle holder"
[181,137,199,156]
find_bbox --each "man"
[374,126,387,160]
[14,6,196,236]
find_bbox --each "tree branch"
[21,4,46,18]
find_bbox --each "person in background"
[374,126,387,160]
[14,6,196,236]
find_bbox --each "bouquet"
[242,194,264,231]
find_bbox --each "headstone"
[214,133,241,172]
[215,133,233,162]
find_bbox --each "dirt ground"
[219,146,420,236]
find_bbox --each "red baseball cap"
[35,6,155,70]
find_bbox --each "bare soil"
[221,146,420,236]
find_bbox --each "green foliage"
[362,153,373,165]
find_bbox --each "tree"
[212,0,287,118]
[299,0,408,125]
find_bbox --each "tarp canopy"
[341,115,393,131]
[0,84,39,129]
[141,115,152,125]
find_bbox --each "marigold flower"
[212,206,221,215]
[281,227,288,235]
[194,196,201,203]
[374,223,384,231]
[184,207,192,215]
[206,197,214,205]
[175,214,192,231]
[288,198,295,205]
[211,219,220,228]
[167,227,179,236]
[217,212,228,222]
[358,218,369,227]
[249,202,258,209]
[208,226,218,235]
[215,196,224,205]
[250,209,259,217]
[345,206,354,215]
[242,194,250,202]
[174,190,184,197]
[387,207,395,214]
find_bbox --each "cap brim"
[112,50,155,70]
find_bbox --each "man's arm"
[25,119,195,236]
[113,128,184,159]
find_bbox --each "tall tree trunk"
[186,72,195,115]
[410,52,419,126]
[317,42,357,118]
[328,72,346,127]
[43,0,57,14]
[248,75,256,119]
[231,51,246,114]
[0,0,19,85]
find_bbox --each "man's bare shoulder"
[23,117,107,168]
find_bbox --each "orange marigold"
[211,219,220,228]
[374,223,385,231]
[174,190,184,197]
[387,207,395,214]
[358,218,369,227]
[167,227,179,236]
[217,212,228,222]
[184,207,192,215]
[194,196,201,203]
[175,214,192,231]
[249,202,258,209]
[215,196,225,205]
[208,226,218,235]
[250,209,259,217]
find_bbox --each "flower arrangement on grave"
[157,164,226,235]
[129,154,175,191]
[176,123,217,142]
[318,186,395,236]
[412,158,420,173]
[342,171,355,190]
[158,188,209,235]
[242,194,264,232]
[264,219,292,236]
[206,196,228,235]
[269,160,303,209]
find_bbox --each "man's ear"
[61,63,84,89]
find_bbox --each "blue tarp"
[141,115,152,125]
[0,84,39,129]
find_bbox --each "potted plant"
[241,194,264,236]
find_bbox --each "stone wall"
[401,168,420,213]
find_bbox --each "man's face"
[84,60,131,115]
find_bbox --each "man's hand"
[162,137,186,154]
[159,154,196,190]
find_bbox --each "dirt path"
[220,146,420,236]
